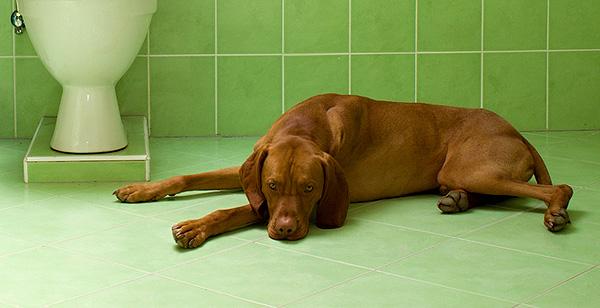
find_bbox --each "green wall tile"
[2,0,600,137]
[138,37,149,55]
[549,52,600,130]
[15,31,36,56]
[285,0,349,53]
[351,0,415,52]
[150,0,214,54]
[550,0,600,49]
[15,58,61,138]
[351,54,414,102]
[0,59,14,137]
[218,0,281,54]
[484,53,546,130]
[484,0,546,51]
[218,56,281,136]
[116,57,148,117]
[285,55,348,109]
[0,0,12,56]
[150,56,215,136]
[418,0,481,51]
[417,53,480,108]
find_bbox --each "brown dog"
[114,94,573,249]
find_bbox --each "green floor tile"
[527,267,600,308]
[71,182,235,218]
[53,218,247,272]
[541,138,600,163]
[381,239,588,302]
[0,179,56,210]
[543,156,600,186]
[160,243,367,306]
[150,137,256,162]
[261,218,446,269]
[0,134,598,305]
[53,275,258,307]
[155,193,250,224]
[0,147,23,174]
[0,139,30,152]
[0,246,144,307]
[0,197,140,245]
[289,271,514,307]
[350,194,542,236]
[0,233,35,257]
[462,209,600,265]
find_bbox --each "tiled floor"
[0,132,599,307]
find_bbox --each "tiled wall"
[1,0,599,138]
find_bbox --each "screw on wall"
[10,0,25,34]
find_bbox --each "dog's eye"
[268,182,277,190]
[305,185,313,193]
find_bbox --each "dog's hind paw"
[437,190,470,213]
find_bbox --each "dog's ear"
[239,144,269,219]
[316,153,349,229]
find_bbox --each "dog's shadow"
[166,191,585,252]
[348,193,584,235]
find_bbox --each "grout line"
[146,31,152,134]
[414,0,418,102]
[352,201,591,267]
[44,238,269,307]
[11,48,600,60]
[480,0,484,109]
[377,270,519,305]
[455,237,592,266]
[282,234,519,307]
[153,240,253,274]
[49,244,153,274]
[348,0,352,94]
[254,241,373,271]
[155,274,275,307]
[279,271,374,307]
[12,0,17,138]
[279,237,454,307]
[281,0,285,113]
[545,0,550,130]
[515,264,598,307]
[45,274,152,307]
[214,0,219,135]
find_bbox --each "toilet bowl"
[20,0,157,153]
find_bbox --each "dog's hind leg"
[437,136,573,231]
[443,178,573,232]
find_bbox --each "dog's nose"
[274,216,297,237]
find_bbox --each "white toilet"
[19,0,157,153]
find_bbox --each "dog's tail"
[522,137,552,185]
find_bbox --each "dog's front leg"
[171,204,261,249]
[114,166,241,203]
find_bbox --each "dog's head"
[239,136,349,240]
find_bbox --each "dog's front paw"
[172,220,210,249]
[437,190,470,213]
[113,183,168,203]
[544,208,571,232]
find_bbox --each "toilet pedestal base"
[51,85,128,153]
[24,116,150,183]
